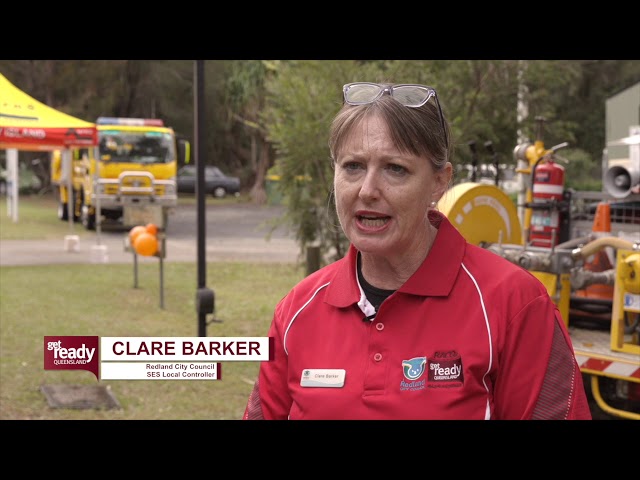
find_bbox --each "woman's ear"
[433,162,453,200]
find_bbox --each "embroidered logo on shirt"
[400,356,426,391]
[427,350,464,388]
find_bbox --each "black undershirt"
[357,253,395,313]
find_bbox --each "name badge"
[300,369,346,388]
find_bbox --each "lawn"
[0,194,304,420]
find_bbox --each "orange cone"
[592,201,611,234]
[577,202,614,300]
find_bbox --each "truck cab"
[52,117,190,229]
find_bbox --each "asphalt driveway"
[0,203,301,266]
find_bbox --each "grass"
[0,193,90,240]
[0,191,255,241]
[0,194,305,420]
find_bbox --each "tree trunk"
[249,136,269,205]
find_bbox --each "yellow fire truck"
[438,121,640,420]
[51,117,189,229]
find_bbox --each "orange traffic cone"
[577,202,615,300]
[592,201,611,234]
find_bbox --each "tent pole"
[95,146,102,245]
[64,149,73,232]
[7,149,19,222]
[62,149,80,253]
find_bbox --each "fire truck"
[439,118,640,420]
[51,117,190,229]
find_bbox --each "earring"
[430,201,437,208]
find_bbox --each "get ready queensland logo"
[44,335,270,381]
[44,336,100,380]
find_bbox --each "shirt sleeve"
[492,295,592,420]
[243,306,292,420]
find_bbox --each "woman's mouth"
[357,214,390,228]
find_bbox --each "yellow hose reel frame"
[437,182,522,246]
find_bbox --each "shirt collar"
[324,211,466,307]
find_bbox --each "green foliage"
[0,261,304,420]
[225,60,268,111]
[256,60,639,261]
[1,60,638,262]
[408,61,519,166]
[261,60,411,260]
[0,194,305,420]
[558,148,603,191]
[221,60,270,179]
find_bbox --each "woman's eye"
[343,162,363,171]
[387,164,407,175]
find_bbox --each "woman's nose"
[359,169,381,200]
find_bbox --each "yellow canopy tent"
[0,72,97,150]
[1,72,97,232]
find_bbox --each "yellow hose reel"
[437,182,522,246]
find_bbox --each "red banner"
[1,72,98,151]
[0,125,97,150]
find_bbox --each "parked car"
[0,161,43,195]
[177,165,241,198]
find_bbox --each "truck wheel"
[73,190,82,221]
[81,204,96,230]
[213,186,226,198]
[58,201,69,221]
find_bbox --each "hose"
[571,236,638,260]
[555,234,594,250]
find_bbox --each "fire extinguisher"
[529,159,566,248]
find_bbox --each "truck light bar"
[97,117,164,127]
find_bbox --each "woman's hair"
[328,92,453,172]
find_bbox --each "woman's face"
[333,113,451,257]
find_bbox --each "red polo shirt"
[244,212,591,420]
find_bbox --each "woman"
[243,82,592,420]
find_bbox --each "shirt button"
[375,323,384,331]
[374,353,382,362]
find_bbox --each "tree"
[259,60,639,263]
[2,59,638,251]
[261,60,390,262]
[222,60,273,204]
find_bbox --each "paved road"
[0,203,301,266]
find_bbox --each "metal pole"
[516,60,529,230]
[194,60,215,336]
[468,141,478,182]
[196,61,206,295]
[133,253,138,288]
[94,146,102,244]
[64,149,73,232]
[484,141,499,186]
[159,254,164,309]
[7,148,18,222]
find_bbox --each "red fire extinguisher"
[529,159,565,247]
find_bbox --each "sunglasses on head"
[343,82,449,150]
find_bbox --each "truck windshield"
[99,131,175,164]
